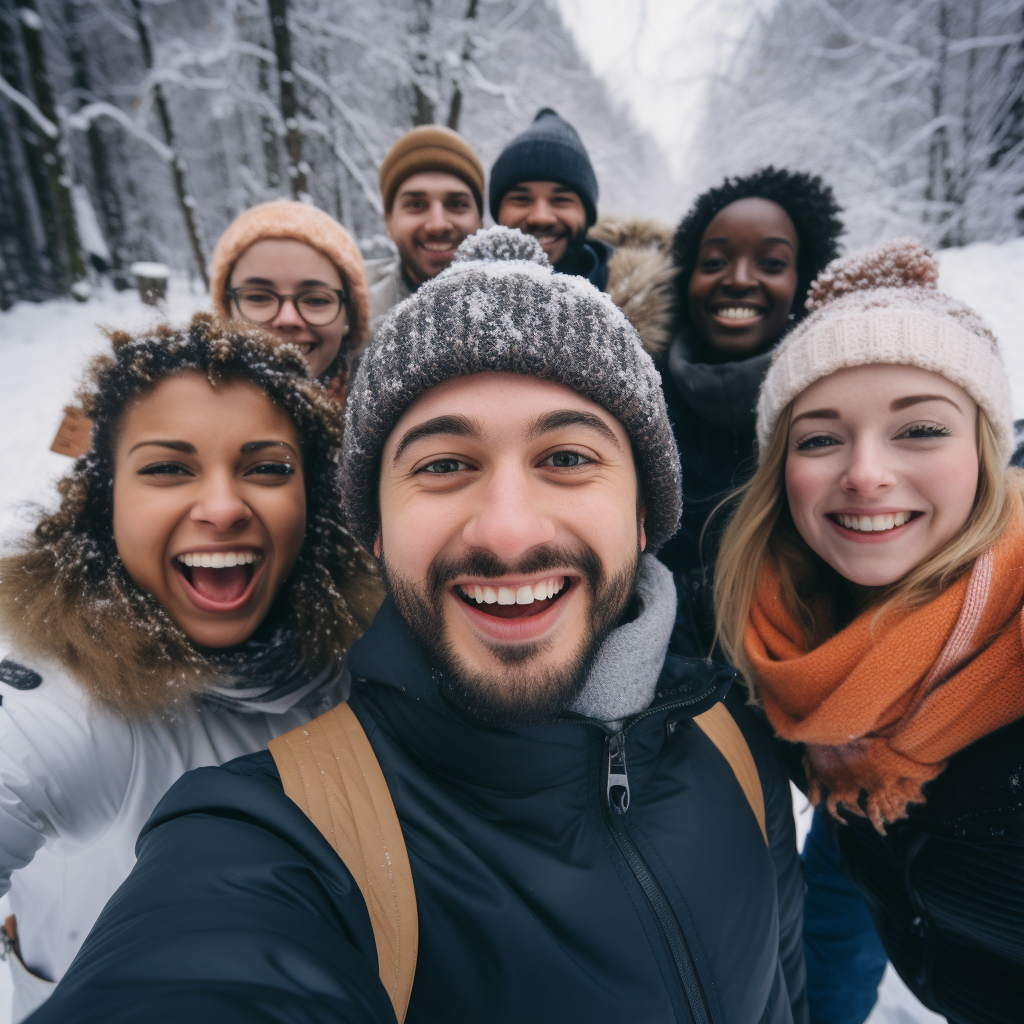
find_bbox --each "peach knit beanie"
[756,238,1013,461]
[209,200,370,348]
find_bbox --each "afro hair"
[671,167,844,342]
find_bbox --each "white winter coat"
[0,645,336,1022]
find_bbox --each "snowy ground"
[3,240,1022,1022]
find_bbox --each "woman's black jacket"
[28,598,808,1024]
[655,337,772,582]
[790,716,1024,1024]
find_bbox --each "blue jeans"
[803,807,888,1024]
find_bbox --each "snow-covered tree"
[689,0,1024,248]
[0,0,674,305]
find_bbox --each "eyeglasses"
[226,286,347,327]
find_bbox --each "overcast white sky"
[556,0,766,179]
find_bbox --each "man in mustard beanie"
[367,125,485,322]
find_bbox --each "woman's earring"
[342,323,350,335]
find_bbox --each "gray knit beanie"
[341,226,681,552]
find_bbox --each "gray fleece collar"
[567,554,677,729]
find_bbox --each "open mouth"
[419,241,457,254]
[454,575,572,619]
[294,341,319,357]
[828,511,920,534]
[711,305,764,324]
[173,550,264,610]
[524,229,568,248]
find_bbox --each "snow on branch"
[67,102,174,162]
[0,76,58,139]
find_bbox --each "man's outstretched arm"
[26,752,398,1024]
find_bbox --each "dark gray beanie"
[488,108,599,226]
[341,227,681,553]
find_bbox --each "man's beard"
[382,545,638,729]
[522,224,588,257]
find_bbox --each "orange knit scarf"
[746,493,1024,832]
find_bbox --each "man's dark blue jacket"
[29,598,808,1024]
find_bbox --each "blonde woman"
[715,239,1024,1024]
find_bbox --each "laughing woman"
[715,240,1024,1024]
[0,314,379,1022]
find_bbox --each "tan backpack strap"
[269,703,418,1022]
[692,703,768,845]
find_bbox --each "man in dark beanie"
[490,108,612,289]
[30,228,807,1024]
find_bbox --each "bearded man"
[28,229,806,1024]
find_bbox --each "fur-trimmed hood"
[0,523,377,719]
[0,315,381,717]
[589,217,675,358]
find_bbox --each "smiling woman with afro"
[656,166,844,584]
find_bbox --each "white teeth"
[461,577,567,606]
[177,551,256,567]
[717,307,760,320]
[836,513,913,533]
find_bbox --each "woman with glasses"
[210,200,371,403]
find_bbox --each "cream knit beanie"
[756,238,1012,461]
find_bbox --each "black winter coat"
[29,598,808,1024]
[814,716,1024,1024]
[656,337,772,582]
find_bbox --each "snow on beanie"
[378,124,485,215]
[488,108,599,226]
[756,238,1013,461]
[209,200,371,347]
[340,226,681,552]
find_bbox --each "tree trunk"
[257,59,283,190]
[0,0,53,299]
[129,0,208,285]
[411,0,435,125]
[266,0,307,198]
[17,0,87,289]
[925,1,953,241]
[63,0,124,270]
[446,0,478,132]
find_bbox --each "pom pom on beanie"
[805,238,938,310]
[756,238,1012,461]
[340,226,682,552]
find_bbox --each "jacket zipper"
[602,729,713,1024]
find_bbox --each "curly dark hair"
[671,167,844,341]
[0,313,380,714]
